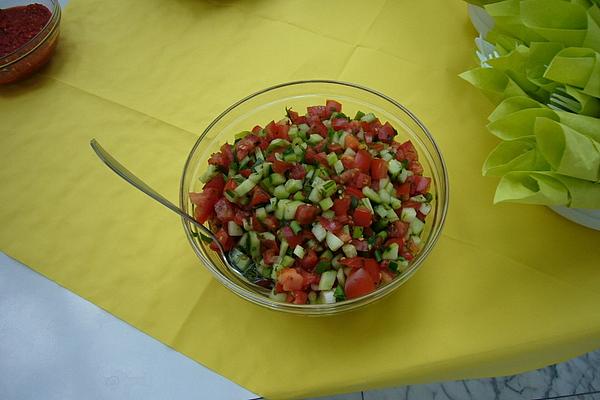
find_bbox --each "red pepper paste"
[0,4,52,58]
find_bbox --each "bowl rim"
[0,0,61,68]
[179,79,449,313]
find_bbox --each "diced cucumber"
[254,147,265,161]
[227,221,243,236]
[305,168,315,180]
[283,152,299,162]
[342,244,357,258]
[326,152,338,166]
[288,125,299,137]
[293,245,305,258]
[336,268,346,286]
[290,220,302,234]
[224,189,236,203]
[419,202,432,215]
[315,261,331,273]
[275,199,290,220]
[284,201,304,220]
[274,185,290,199]
[362,187,381,203]
[243,218,252,231]
[374,249,382,262]
[352,226,363,239]
[334,159,344,175]
[379,188,391,204]
[411,218,425,235]
[238,233,248,249]
[390,197,402,210]
[337,132,348,146]
[385,182,395,195]
[200,165,219,183]
[331,255,343,270]
[325,231,344,251]
[382,243,399,260]
[379,178,390,191]
[343,147,356,157]
[284,179,303,194]
[386,208,399,221]
[375,205,389,218]
[388,159,402,176]
[318,290,336,304]
[319,197,334,211]
[308,186,322,203]
[311,223,327,242]
[321,249,334,260]
[342,224,350,236]
[322,210,335,219]
[229,247,251,271]
[361,197,374,213]
[381,152,393,161]
[258,232,276,241]
[281,255,295,267]
[401,207,417,222]
[308,134,323,145]
[320,180,337,198]
[411,235,422,246]
[298,123,310,133]
[278,240,289,259]
[293,192,305,201]
[255,207,267,221]
[270,173,286,186]
[267,139,290,151]
[269,290,288,302]
[410,195,428,203]
[399,168,413,183]
[238,156,251,169]
[234,172,261,197]
[360,112,376,123]
[318,270,337,291]
[308,291,317,304]
[249,231,260,258]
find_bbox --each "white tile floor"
[304,350,600,400]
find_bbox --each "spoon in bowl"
[90,139,272,294]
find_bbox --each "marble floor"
[304,349,600,400]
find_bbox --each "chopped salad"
[189,100,433,304]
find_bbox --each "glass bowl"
[180,80,449,315]
[0,0,61,85]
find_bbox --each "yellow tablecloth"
[1,1,599,399]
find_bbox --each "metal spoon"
[90,139,272,293]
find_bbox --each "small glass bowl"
[0,0,61,85]
[180,80,449,315]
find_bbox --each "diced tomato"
[249,186,270,207]
[325,99,342,113]
[335,214,351,225]
[304,147,318,165]
[355,149,372,173]
[272,159,293,174]
[276,123,290,140]
[353,173,371,189]
[340,155,355,169]
[262,239,279,252]
[300,249,318,270]
[234,209,249,226]
[399,140,418,162]
[202,174,225,194]
[262,215,280,231]
[190,188,219,223]
[381,270,395,284]
[264,120,278,138]
[353,207,373,227]
[388,220,409,238]
[315,152,329,167]
[333,197,351,216]
[401,250,414,261]
[345,268,376,299]
[278,268,304,291]
[377,122,396,143]
[328,143,343,154]
[252,125,262,134]
[264,249,278,265]
[208,145,234,169]
[307,105,330,120]
[412,175,431,194]
[210,228,235,251]
[396,182,411,200]
[235,134,259,160]
[292,291,308,304]
[310,121,328,137]
[344,134,360,151]
[281,226,303,248]
[287,109,306,125]
[369,142,385,152]
[339,168,358,184]
[370,158,388,180]
[345,186,365,199]
[251,215,266,232]
[402,200,421,209]
[239,168,251,178]
[298,269,320,288]
[332,118,349,131]
[319,217,343,233]
[289,164,307,180]
[295,204,320,225]
[340,257,363,269]
[409,160,424,175]
[214,198,235,222]
[363,258,381,284]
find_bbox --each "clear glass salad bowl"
[180,80,449,315]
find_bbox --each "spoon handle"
[89,139,217,243]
